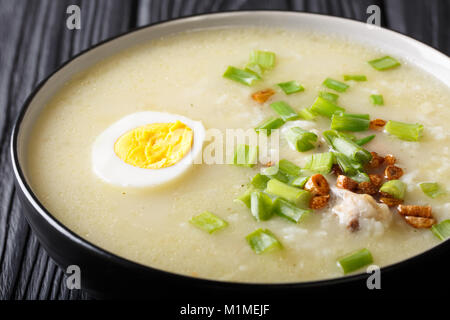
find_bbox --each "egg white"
[92,111,205,187]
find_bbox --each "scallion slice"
[349,171,370,183]
[189,211,228,234]
[324,130,372,164]
[235,188,253,208]
[355,134,375,146]
[278,159,302,177]
[291,176,310,188]
[274,198,310,223]
[245,63,263,77]
[303,152,334,175]
[284,127,318,152]
[250,191,274,221]
[337,248,373,274]
[298,108,316,120]
[310,96,345,118]
[385,120,423,141]
[319,91,339,103]
[261,165,290,184]
[246,228,282,254]
[249,50,276,70]
[331,113,370,132]
[334,152,358,175]
[278,80,304,95]
[339,113,370,120]
[251,173,270,190]
[223,66,261,86]
[270,101,300,121]
[431,220,450,241]
[419,182,446,199]
[379,180,406,199]
[232,144,258,167]
[323,78,349,92]
[368,56,401,71]
[255,117,285,136]
[370,94,384,106]
[265,179,311,208]
[343,74,367,81]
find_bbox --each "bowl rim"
[10,10,450,290]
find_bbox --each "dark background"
[0,0,449,300]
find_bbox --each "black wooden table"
[0,0,448,300]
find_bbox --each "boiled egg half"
[92,111,205,187]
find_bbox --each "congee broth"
[26,27,450,282]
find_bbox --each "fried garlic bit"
[384,165,404,180]
[369,119,386,130]
[251,89,275,104]
[310,195,330,210]
[397,205,436,228]
[336,175,358,191]
[305,174,330,196]
[305,174,330,210]
[368,151,384,168]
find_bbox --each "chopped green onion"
[319,91,339,103]
[337,248,373,274]
[245,63,263,77]
[278,159,302,177]
[385,120,423,141]
[223,66,261,86]
[235,188,253,208]
[251,173,270,190]
[270,101,299,121]
[339,113,370,120]
[250,191,274,221]
[246,228,282,254]
[370,94,384,106]
[249,50,276,70]
[355,134,375,146]
[419,182,446,199]
[343,74,367,81]
[431,220,450,241]
[298,108,316,120]
[323,78,349,92]
[368,56,401,71]
[338,131,357,141]
[349,171,370,183]
[284,127,318,152]
[261,165,290,183]
[277,80,304,95]
[255,117,285,136]
[190,211,228,234]
[334,152,359,175]
[265,179,311,208]
[331,114,370,132]
[310,97,345,118]
[274,198,310,223]
[303,152,334,175]
[291,176,310,188]
[379,180,406,199]
[232,144,258,167]
[324,130,372,164]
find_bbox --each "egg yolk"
[114,121,193,169]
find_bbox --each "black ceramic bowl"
[10,11,450,299]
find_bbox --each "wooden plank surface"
[0,0,448,300]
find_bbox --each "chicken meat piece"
[331,187,392,233]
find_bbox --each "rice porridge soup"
[26,27,450,282]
